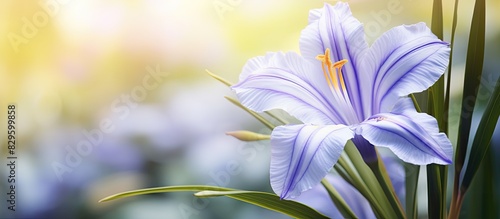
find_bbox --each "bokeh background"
[1,0,499,218]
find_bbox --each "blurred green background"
[0,0,499,218]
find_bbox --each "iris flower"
[232,2,453,199]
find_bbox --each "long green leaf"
[461,148,497,218]
[206,70,233,86]
[405,163,420,219]
[444,0,460,218]
[337,156,386,218]
[449,0,486,217]
[320,178,358,219]
[460,78,500,190]
[207,70,288,125]
[194,190,329,219]
[427,90,447,219]
[343,142,399,218]
[368,152,405,218]
[99,185,328,219]
[429,0,445,132]
[453,0,486,188]
[428,1,449,218]
[444,0,460,132]
[334,164,354,188]
[99,185,232,202]
[406,95,422,219]
[427,164,445,219]
[426,90,442,219]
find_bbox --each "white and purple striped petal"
[364,23,450,114]
[356,98,453,165]
[300,2,369,120]
[270,124,354,199]
[233,52,346,125]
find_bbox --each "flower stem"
[206,69,233,86]
[321,178,358,219]
[405,163,420,219]
[448,190,465,219]
[343,141,402,218]
[337,157,386,219]
[367,152,406,219]
[333,164,353,186]
[410,94,422,112]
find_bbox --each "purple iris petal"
[300,2,368,120]
[270,124,353,199]
[357,98,453,165]
[352,135,378,163]
[233,52,345,125]
[364,23,451,114]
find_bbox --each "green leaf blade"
[195,190,329,219]
[460,78,500,191]
[320,179,358,219]
[99,185,233,203]
[444,0,460,134]
[454,0,486,183]
[405,163,420,219]
[427,164,445,219]
[99,185,329,219]
[427,1,449,218]
[449,0,486,217]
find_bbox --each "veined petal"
[292,174,375,219]
[233,52,345,125]
[356,98,453,165]
[300,2,369,119]
[307,8,322,24]
[366,22,450,114]
[270,124,354,199]
[239,53,270,81]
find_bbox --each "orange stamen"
[315,49,348,94]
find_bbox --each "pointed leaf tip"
[206,69,233,86]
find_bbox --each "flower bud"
[226,130,270,141]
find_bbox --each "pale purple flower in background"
[232,2,453,199]
[293,175,375,219]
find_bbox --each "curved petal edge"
[270,124,354,199]
[357,98,453,165]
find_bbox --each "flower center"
[316,49,359,124]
